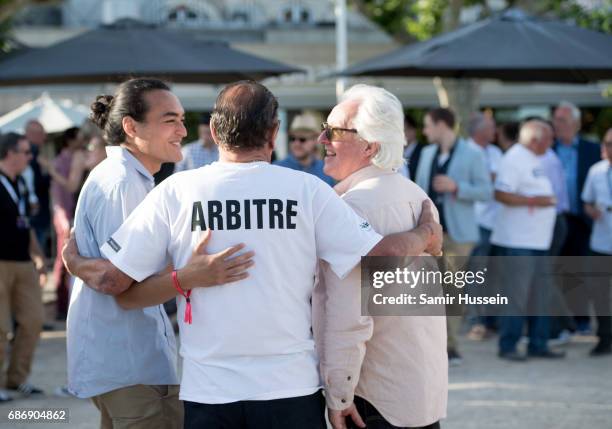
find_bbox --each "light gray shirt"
[66,146,178,398]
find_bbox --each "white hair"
[557,100,581,122]
[340,84,405,171]
[519,120,545,145]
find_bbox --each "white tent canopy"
[0,92,89,134]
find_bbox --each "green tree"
[0,0,57,55]
[351,0,611,132]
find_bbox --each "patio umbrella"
[0,92,89,133]
[340,9,612,83]
[0,19,301,86]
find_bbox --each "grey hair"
[340,84,405,171]
[519,120,546,145]
[557,101,581,122]
[468,112,489,137]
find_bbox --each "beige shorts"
[91,384,182,429]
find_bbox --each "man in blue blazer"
[415,108,493,365]
[552,101,601,333]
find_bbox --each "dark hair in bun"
[89,78,171,145]
[90,95,113,130]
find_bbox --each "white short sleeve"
[581,168,595,204]
[495,156,521,194]
[312,183,382,279]
[100,183,171,282]
[489,146,503,175]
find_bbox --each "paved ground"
[1,302,611,428]
[1,325,610,429]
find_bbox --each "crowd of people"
[0,77,610,429]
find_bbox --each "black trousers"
[561,214,592,326]
[347,396,441,429]
[589,250,612,344]
[184,390,326,429]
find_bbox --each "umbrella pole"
[335,0,348,101]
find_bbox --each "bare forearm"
[29,230,45,267]
[116,271,177,310]
[495,191,531,206]
[66,253,133,295]
[368,226,430,257]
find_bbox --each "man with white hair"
[552,101,601,334]
[491,120,564,361]
[314,84,447,429]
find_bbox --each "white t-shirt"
[470,140,503,230]
[100,161,382,404]
[581,160,612,254]
[491,144,556,250]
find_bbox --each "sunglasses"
[320,122,361,141]
[289,136,310,143]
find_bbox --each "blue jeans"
[491,245,551,354]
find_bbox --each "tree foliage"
[352,0,611,43]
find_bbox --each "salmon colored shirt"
[313,165,448,427]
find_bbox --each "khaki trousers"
[442,234,475,352]
[0,260,44,388]
[91,384,183,429]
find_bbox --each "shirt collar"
[334,165,395,195]
[106,146,155,183]
[556,136,580,149]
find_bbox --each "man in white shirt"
[491,120,564,361]
[467,112,502,338]
[581,128,612,356]
[62,79,254,429]
[92,81,441,429]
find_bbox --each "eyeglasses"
[14,149,32,155]
[320,122,361,141]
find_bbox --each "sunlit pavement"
[1,304,611,428]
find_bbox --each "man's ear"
[365,142,380,159]
[266,122,280,148]
[122,116,138,140]
[210,122,220,146]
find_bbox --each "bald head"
[520,120,552,156]
[210,80,278,152]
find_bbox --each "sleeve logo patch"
[360,221,371,231]
[106,237,122,252]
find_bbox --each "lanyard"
[0,174,26,216]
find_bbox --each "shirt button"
[347,376,351,381]
[341,399,346,403]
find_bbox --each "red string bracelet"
[172,270,192,324]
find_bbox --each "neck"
[0,161,17,180]
[121,144,161,174]
[471,137,487,148]
[219,148,270,164]
[439,134,456,153]
[559,135,576,146]
[296,154,314,167]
